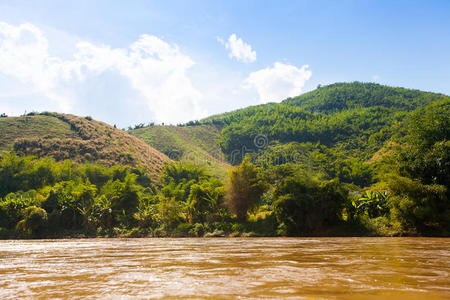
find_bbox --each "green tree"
[15,206,48,238]
[397,100,449,186]
[386,100,449,233]
[387,176,448,233]
[273,171,347,235]
[186,178,224,223]
[100,173,140,226]
[225,156,266,221]
[155,195,184,228]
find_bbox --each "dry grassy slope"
[0,113,170,180]
[0,115,78,152]
[129,125,229,178]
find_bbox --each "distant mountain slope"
[129,125,229,178]
[282,82,448,112]
[199,82,449,165]
[201,103,274,125]
[0,113,170,180]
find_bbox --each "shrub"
[210,221,233,232]
[0,192,41,228]
[231,223,244,234]
[273,172,347,236]
[225,157,266,221]
[190,223,205,237]
[387,175,448,234]
[155,196,184,228]
[152,224,169,237]
[16,206,48,237]
[352,190,390,218]
[173,223,193,237]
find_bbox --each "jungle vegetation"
[0,82,448,238]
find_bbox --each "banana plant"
[352,190,389,218]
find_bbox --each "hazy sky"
[0,0,449,126]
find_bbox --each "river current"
[0,237,449,299]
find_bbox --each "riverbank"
[2,223,448,240]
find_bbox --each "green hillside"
[0,113,170,180]
[196,82,450,186]
[128,82,448,185]
[283,82,448,112]
[202,82,448,154]
[129,124,229,178]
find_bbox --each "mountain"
[124,82,449,185]
[128,124,229,178]
[200,82,449,160]
[282,82,448,112]
[0,112,170,180]
[190,82,448,186]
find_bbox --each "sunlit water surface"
[0,238,449,299]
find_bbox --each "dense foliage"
[283,82,448,112]
[0,153,156,238]
[272,170,347,236]
[0,154,232,238]
[386,100,449,234]
[225,157,266,220]
[204,83,448,172]
[0,82,448,238]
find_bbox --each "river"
[0,238,449,299]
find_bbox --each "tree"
[155,195,183,228]
[225,156,266,221]
[162,162,209,185]
[15,206,48,237]
[101,173,140,225]
[387,175,448,233]
[386,100,450,233]
[186,178,224,223]
[397,100,449,186]
[273,172,347,236]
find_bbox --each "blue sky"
[0,0,449,126]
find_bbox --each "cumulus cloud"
[0,22,206,124]
[0,22,76,111]
[218,34,256,63]
[244,62,312,103]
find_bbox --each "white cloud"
[219,34,256,63]
[0,22,206,124]
[244,62,312,103]
[0,22,76,111]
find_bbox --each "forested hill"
[0,113,170,180]
[282,82,448,112]
[204,82,448,126]
[200,82,449,168]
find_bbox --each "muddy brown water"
[0,238,449,299]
